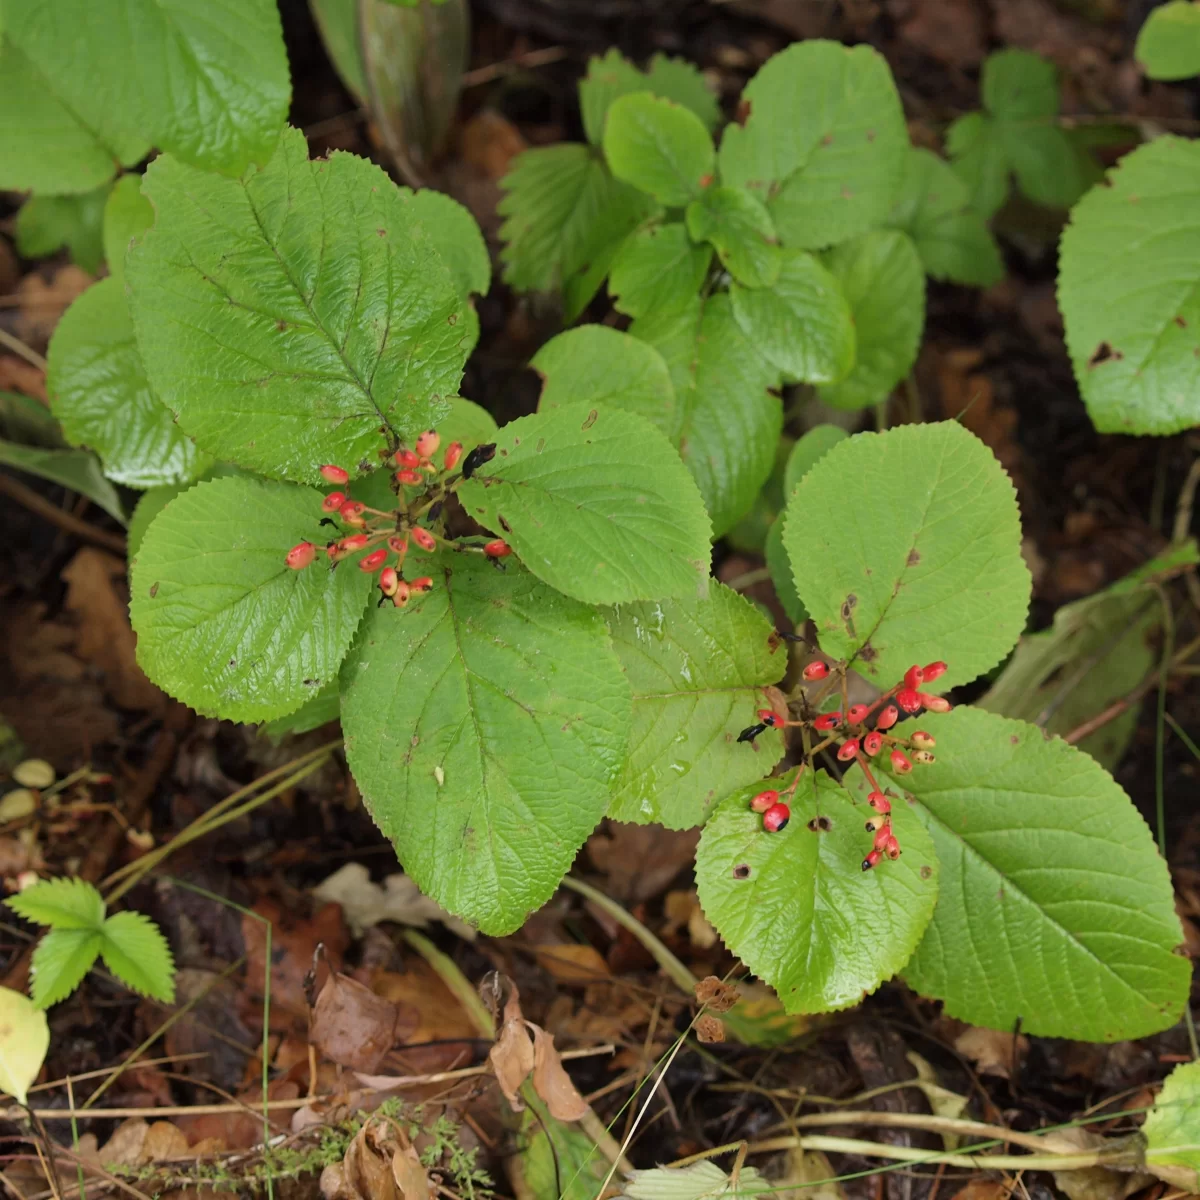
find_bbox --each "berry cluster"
[283,432,511,608]
[739,658,950,872]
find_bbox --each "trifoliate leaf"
[603,93,715,207]
[685,187,782,288]
[631,295,782,538]
[127,128,469,484]
[1136,0,1200,80]
[854,707,1191,1041]
[30,929,103,1008]
[6,877,105,930]
[129,475,373,723]
[730,251,856,384]
[887,147,1004,287]
[644,55,721,132]
[606,580,785,828]
[5,0,289,175]
[608,221,712,319]
[784,424,849,495]
[1058,136,1200,435]
[100,911,176,1002]
[458,403,712,605]
[16,188,109,274]
[946,49,1096,217]
[532,326,676,437]
[0,441,125,525]
[48,279,210,488]
[696,770,939,1014]
[0,40,149,194]
[340,554,631,935]
[1144,1061,1200,1191]
[782,421,1030,688]
[717,40,907,249]
[102,174,154,288]
[818,231,925,411]
[0,987,49,1104]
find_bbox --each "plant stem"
[0,328,48,372]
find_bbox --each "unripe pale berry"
[802,661,829,681]
[862,850,883,871]
[359,548,388,572]
[904,664,924,691]
[750,789,779,814]
[837,738,860,762]
[286,541,316,569]
[379,567,400,597]
[847,703,869,724]
[865,815,885,833]
[321,491,347,513]
[762,802,790,832]
[396,449,421,469]
[868,791,891,814]
[338,533,369,553]
[484,539,512,558]
[890,749,913,774]
[395,468,423,486]
[884,835,901,860]
[912,749,936,765]
[922,661,948,683]
[444,442,464,471]
[813,712,841,731]
[411,527,436,552]
[910,730,935,749]
[876,705,899,731]
[411,576,433,592]
[919,693,951,713]
[320,464,349,485]
[756,708,781,727]
[339,499,367,527]
[415,430,440,457]
[863,731,883,756]
[896,688,921,714]
[388,535,409,555]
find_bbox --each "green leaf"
[603,93,715,207]
[1144,1061,1200,1191]
[408,189,490,299]
[437,396,499,451]
[643,55,721,133]
[783,421,1029,688]
[532,326,676,436]
[99,911,175,1002]
[730,251,856,384]
[498,144,657,317]
[0,392,66,448]
[685,187,782,288]
[129,475,373,723]
[16,188,109,274]
[457,403,712,605]
[606,580,785,828]
[127,128,469,483]
[261,683,341,741]
[717,40,907,249]
[6,877,106,930]
[5,0,290,175]
[1058,136,1200,436]
[784,424,849,495]
[512,1098,609,1200]
[1136,1,1200,80]
[103,174,155,288]
[620,1162,773,1200]
[127,465,245,559]
[0,987,49,1104]
[856,707,1191,1041]
[765,520,806,625]
[340,553,631,935]
[309,0,368,99]
[817,231,925,411]
[608,221,711,319]
[48,278,210,488]
[0,440,125,525]
[696,769,939,1014]
[30,929,102,1008]
[724,434,793,555]
[631,294,783,538]
[887,147,1004,287]
[0,40,149,195]
[946,49,1095,217]
[979,543,1198,769]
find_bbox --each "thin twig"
[0,474,126,555]
[0,329,48,372]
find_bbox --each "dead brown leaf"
[458,109,527,181]
[889,0,985,67]
[14,265,92,346]
[949,1182,1013,1200]
[0,355,47,401]
[311,969,403,1073]
[370,960,476,1043]
[530,1025,587,1121]
[489,988,535,1111]
[532,942,610,985]
[343,1123,399,1200]
[585,822,700,902]
[176,1078,300,1150]
[242,899,349,1020]
[391,1144,433,1200]
[953,1025,1030,1079]
[142,1121,189,1161]
[694,976,740,1013]
[98,1118,150,1166]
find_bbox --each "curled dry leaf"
[391,1143,433,1200]
[489,987,535,1111]
[530,1024,588,1121]
[694,975,740,1013]
[310,969,401,1073]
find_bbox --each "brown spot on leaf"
[149,583,159,598]
[867,129,876,141]
[1087,342,1123,368]
[840,594,857,621]
[732,863,751,880]
[1010,735,1019,744]
[807,816,832,832]
[821,133,833,146]
[920,865,932,880]
[498,515,511,532]
[858,642,877,663]
[907,548,920,566]
[1175,315,1187,328]
[735,98,751,126]
[448,313,458,325]
[582,408,599,430]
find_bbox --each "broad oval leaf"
[685,187,781,289]
[129,475,373,723]
[608,221,712,319]
[0,987,49,1104]
[1144,1061,1200,1190]
[784,424,849,496]
[0,440,125,525]
[817,231,925,411]
[30,929,103,1009]
[100,911,176,1003]
[696,770,939,1014]
[48,279,210,488]
[103,174,154,288]
[340,554,631,935]
[16,188,109,275]
[851,707,1191,1041]
[1059,137,1200,435]
[457,403,712,605]
[533,326,675,436]
[606,580,785,828]
[730,251,856,384]
[603,92,715,208]
[127,127,469,484]
[262,683,341,741]
[782,421,1030,688]
[5,0,290,175]
[1136,0,1200,80]
[717,41,907,249]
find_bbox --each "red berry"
[415,430,440,457]
[396,449,421,469]
[837,738,860,762]
[762,803,790,832]
[320,465,349,485]
[393,580,411,608]
[896,688,921,714]
[379,567,400,596]
[868,791,891,814]
[411,527,436,552]
[395,468,423,486]
[813,712,841,731]
[339,499,367,527]
[802,661,829,681]
[285,541,316,569]
[862,850,883,871]
[876,705,899,731]
[873,822,894,853]
[338,533,369,553]
[847,703,869,724]
[922,661,948,683]
[912,749,936,765]
[884,835,901,860]
[321,490,347,513]
[904,664,924,691]
[359,548,388,572]
[484,539,512,558]
[919,693,951,713]
[863,731,883,756]
[388,535,409,555]
[910,730,935,749]
[750,789,779,814]
[444,442,464,471]
[756,708,781,727]
[890,749,913,774]
[411,576,433,592]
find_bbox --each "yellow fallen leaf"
[0,986,49,1104]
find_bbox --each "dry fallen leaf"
[489,989,535,1111]
[242,899,349,1019]
[530,1024,588,1121]
[343,1123,399,1200]
[953,1025,1030,1079]
[391,1144,433,1200]
[532,942,610,984]
[585,822,700,902]
[141,1121,189,1161]
[312,862,475,940]
[310,969,402,1073]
